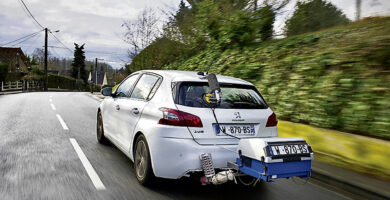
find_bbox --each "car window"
[130,74,159,100]
[177,82,268,109]
[115,74,139,97]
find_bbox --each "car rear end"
[145,72,279,179]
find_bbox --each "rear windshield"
[176,82,268,109]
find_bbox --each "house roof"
[89,71,106,85]
[0,47,30,68]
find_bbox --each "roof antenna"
[205,56,217,75]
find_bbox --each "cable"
[10,32,42,47]
[49,32,73,53]
[237,175,256,186]
[18,0,44,29]
[24,31,43,53]
[211,107,241,139]
[85,50,128,56]
[171,84,240,148]
[49,46,61,58]
[0,30,43,47]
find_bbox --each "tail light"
[158,108,203,127]
[266,112,278,127]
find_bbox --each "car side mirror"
[101,87,112,96]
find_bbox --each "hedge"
[165,17,390,139]
[48,74,77,90]
[0,62,8,82]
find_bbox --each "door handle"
[115,104,120,111]
[132,108,139,114]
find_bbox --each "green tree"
[195,0,251,42]
[219,10,257,47]
[89,64,93,73]
[27,55,39,65]
[195,0,223,42]
[257,5,275,41]
[284,0,350,36]
[71,43,87,83]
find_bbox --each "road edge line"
[69,138,106,190]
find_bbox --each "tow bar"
[200,137,314,185]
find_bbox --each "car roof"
[140,70,253,86]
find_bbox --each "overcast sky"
[0,0,389,69]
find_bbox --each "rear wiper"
[232,101,259,108]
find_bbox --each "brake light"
[158,108,203,127]
[266,112,278,127]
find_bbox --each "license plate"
[271,144,309,155]
[215,124,256,136]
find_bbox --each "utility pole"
[44,28,48,91]
[95,58,98,84]
[356,0,362,21]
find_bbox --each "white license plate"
[271,144,309,155]
[215,124,256,136]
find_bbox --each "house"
[0,47,31,73]
[88,71,108,86]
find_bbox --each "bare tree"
[122,8,160,61]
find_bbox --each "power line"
[49,32,73,53]
[46,46,68,49]
[25,32,43,53]
[85,50,128,56]
[0,30,43,47]
[48,46,62,58]
[18,0,44,29]
[10,32,42,47]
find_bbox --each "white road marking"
[56,114,69,130]
[49,99,52,102]
[88,94,103,102]
[69,138,106,190]
[50,103,56,110]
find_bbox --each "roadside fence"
[0,81,41,92]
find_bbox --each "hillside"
[165,17,390,139]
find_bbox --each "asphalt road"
[0,92,352,200]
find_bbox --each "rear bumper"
[147,136,238,179]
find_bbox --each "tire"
[134,135,155,186]
[97,112,109,144]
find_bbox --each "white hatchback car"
[97,70,278,185]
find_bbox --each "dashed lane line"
[69,138,106,190]
[56,114,69,130]
[50,103,56,111]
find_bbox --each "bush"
[30,67,44,75]
[86,84,102,92]
[5,72,24,82]
[165,17,390,139]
